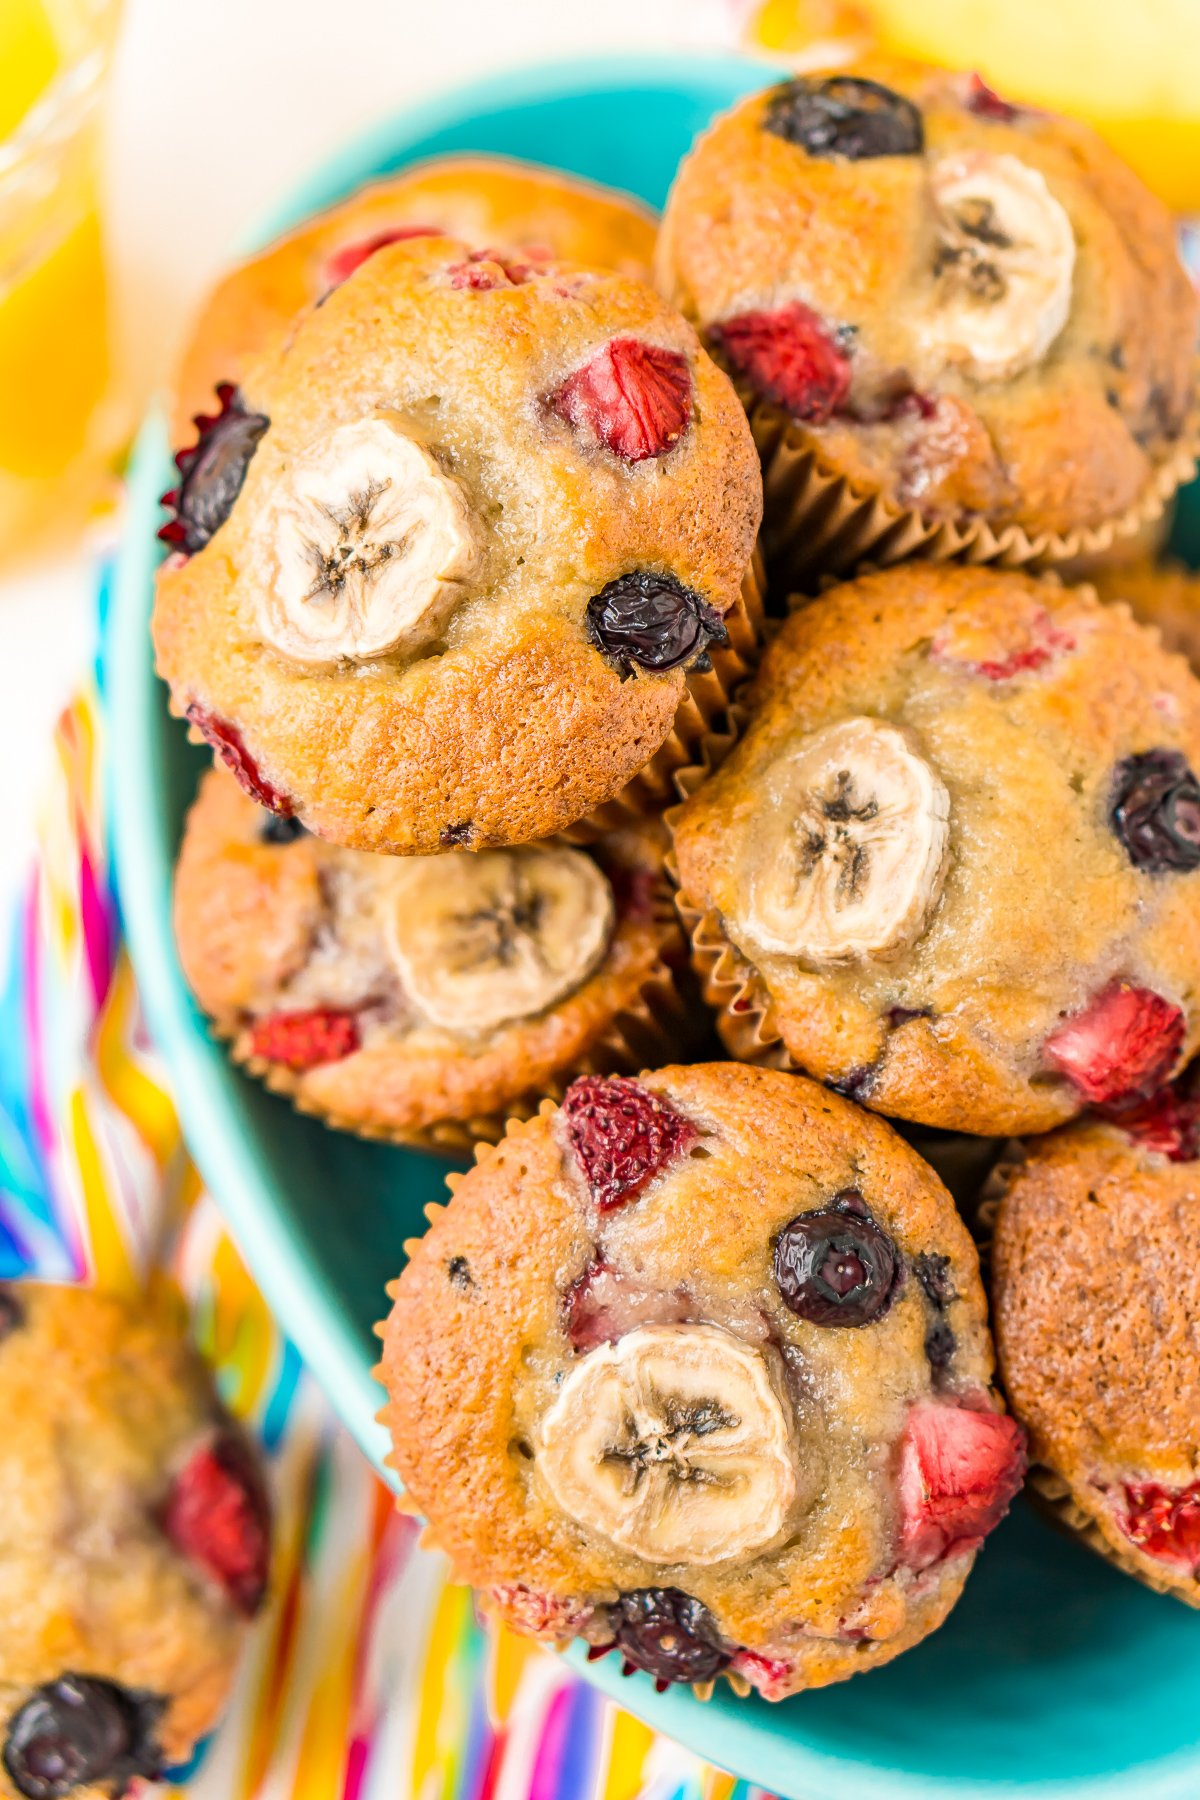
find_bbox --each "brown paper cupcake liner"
[666,888,793,1071]
[1024,1465,1200,1609]
[570,544,767,837]
[225,874,700,1155]
[738,379,1200,592]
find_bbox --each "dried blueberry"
[763,75,924,160]
[611,1589,731,1686]
[3,1677,164,1800]
[159,384,269,558]
[447,1255,473,1290]
[774,1192,900,1326]
[1109,750,1200,872]
[0,1283,23,1342]
[259,812,307,845]
[924,1317,956,1374]
[585,573,727,678]
[913,1251,956,1310]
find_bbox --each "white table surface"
[0,0,750,918]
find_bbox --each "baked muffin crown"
[153,236,762,853]
[657,56,1197,540]
[171,154,659,438]
[380,1062,1023,1700]
[992,1107,1200,1599]
[671,563,1200,1134]
[0,1282,270,1799]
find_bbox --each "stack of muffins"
[150,63,1200,1713]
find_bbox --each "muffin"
[1092,557,1200,670]
[0,1282,270,1800]
[656,56,1198,582]
[153,236,763,853]
[992,1097,1200,1604]
[670,564,1200,1136]
[174,766,697,1148]
[378,1063,1025,1699]
[171,155,658,440]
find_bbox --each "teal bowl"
[108,51,1200,1800]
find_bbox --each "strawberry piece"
[1104,1080,1200,1161]
[1119,1480,1200,1572]
[932,606,1075,682]
[448,247,535,291]
[1044,983,1186,1108]
[249,1007,360,1071]
[712,301,852,422]
[490,1584,588,1640]
[163,1433,271,1616]
[966,73,1018,121]
[731,1648,794,1700]
[324,224,441,287]
[897,1401,1026,1570]
[562,1075,697,1212]
[184,703,294,816]
[548,337,693,463]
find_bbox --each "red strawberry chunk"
[448,247,535,291]
[713,301,852,423]
[561,1075,697,1211]
[548,338,693,463]
[1104,1081,1200,1161]
[163,1434,271,1616]
[324,224,441,286]
[563,1258,688,1351]
[897,1401,1026,1571]
[185,703,294,816]
[1044,983,1185,1108]
[932,607,1075,682]
[249,1007,360,1071]
[731,1648,794,1700]
[966,73,1018,120]
[1119,1480,1200,1572]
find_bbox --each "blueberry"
[913,1251,956,1309]
[1109,750,1200,873]
[763,76,924,161]
[584,574,727,678]
[611,1589,731,1686]
[774,1191,900,1326]
[0,1283,24,1342]
[3,1677,164,1799]
[259,812,308,845]
[159,384,269,558]
[924,1317,956,1374]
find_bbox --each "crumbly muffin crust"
[153,236,762,853]
[993,1116,1200,1602]
[174,767,693,1144]
[379,1062,1021,1699]
[656,55,1197,542]
[172,155,658,440]
[0,1282,269,1799]
[671,564,1200,1134]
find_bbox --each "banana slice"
[380,845,614,1036]
[740,717,950,967]
[537,1324,800,1566]
[918,152,1075,383]
[255,414,482,666]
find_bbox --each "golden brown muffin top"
[671,564,1200,1135]
[153,236,761,854]
[380,1062,1018,1698]
[0,1283,269,1798]
[171,154,658,439]
[173,767,684,1141]
[657,56,1197,536]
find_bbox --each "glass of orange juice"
[0,0,122,566]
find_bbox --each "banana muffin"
[670,564,1200,1136]
[1092,558,1200,671]
[174,766,695,1148]
[656,56,1198,580]
[992,1099,1200,1604]
[0,1282,270,1800]
[153,235,762,853]
[172,155,658,440]
[378,1063,1025,1698]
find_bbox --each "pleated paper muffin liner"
[570,544,767,837]
[226,874,699,1154]
[1024,1465,1200,1609]
[666,886,793,1071]
[737,378,1200,593]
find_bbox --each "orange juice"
[0,0,121,564]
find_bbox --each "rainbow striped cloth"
[0,572,777,1800]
